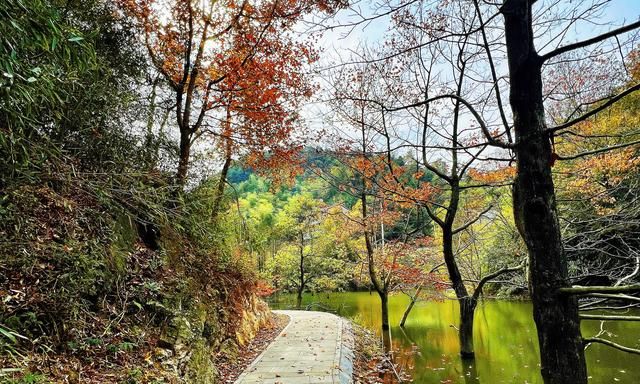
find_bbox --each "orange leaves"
[117,0,337,178]
[341,152,441,214]
[246,148,304,187]
[116,0,153,21]
[353,156,383,180]
[254,280,277,297]
[563,148,640,214]
[552,66,640,215]
[629,49,640,81]
[469,166,516,184]
[401,183,437,207]
[580,148,640,180]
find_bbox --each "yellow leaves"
[554,72,640,215]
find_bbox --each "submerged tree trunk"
[462,358,480,384]
[358,112,391,352]
[501,1,588,383]
[442,225,476,358]
[459,297,477,359]
[380,291,391,352]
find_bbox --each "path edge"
[337,319,355,384]
[233,310,293,383]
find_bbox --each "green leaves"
[1,0,146,182]
[0,0,97,134]
[0,0,95,172]
[0,324,27,344]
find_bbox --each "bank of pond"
[268,291,639,384]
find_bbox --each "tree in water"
[356,0,640,379]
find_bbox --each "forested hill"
[227,148,360,207]
[227,147,435,208]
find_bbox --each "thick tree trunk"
[501,1,588,383]
[459,297,477,359]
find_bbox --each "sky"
[313,0,639,58]
[298,0,640,152]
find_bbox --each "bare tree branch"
[386,94,514,149]
[583,337,640,355]
[540,20,640,62]
[560,284,640,295]
[472,262,525,302]
[580,314,640,321]
[547,83,640,133]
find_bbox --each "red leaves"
[117,0,334,174]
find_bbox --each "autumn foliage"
[117,0,344,184]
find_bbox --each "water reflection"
[269,292,640,384]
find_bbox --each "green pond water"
[268,292,640,384]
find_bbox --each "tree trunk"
[380,291,391,352]
[501,1,588,383]
[459,297,477,359]
[145,77,160,167]
[297,231,305,309]
[212,108,234,221]
[400,285,423,327]
[442,226,475,358]
[399,297,416,328]
[462,358,480,384]
[211,152,232,221]
[176,131,191,188]
[358,116,391,353]
[296,287,303,309]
